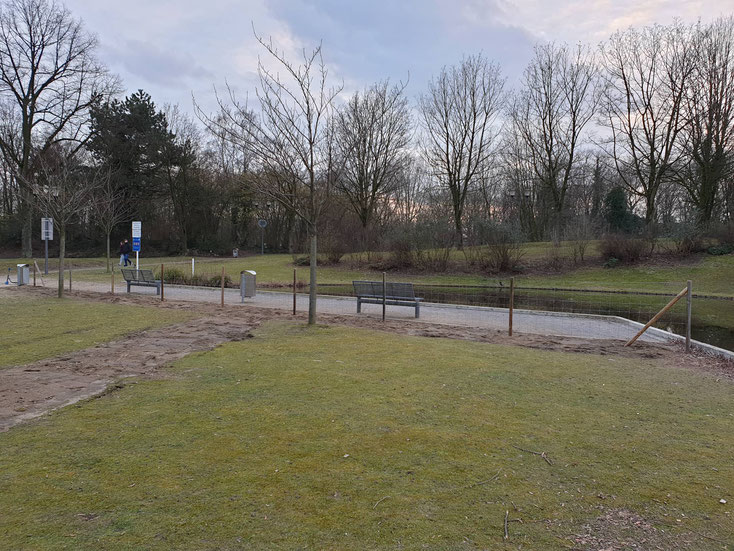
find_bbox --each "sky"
[64,0,734,117]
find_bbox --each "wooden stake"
[293,268,297,315]
[625,286,689,347]
[509,277,514,336]
[33,262,36,286]
[221,266,225,307]
[111,270,114,294]
[382,272,387,321]
[69,265,72,291]
[161,264,165,302]
[686,280,692,353]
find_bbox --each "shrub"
[707,244,734,256]
[667,224,705,257]
[600,233,647,263]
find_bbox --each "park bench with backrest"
[121,268,161,295]
[352,280,423,318]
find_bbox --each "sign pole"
[136,251,139,271]
[44,239,48,275]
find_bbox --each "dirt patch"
[569,507,722,550]
[1,286,731,433]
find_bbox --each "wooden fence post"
[69,266,72,291]
[111,270,114,294]
[33,262,36,287]
[382,272,387,321]
[509,277,514,336]
[686,280,692,353]
[221,266,225,308]
[161,264,165,302]
[293,269,297,315]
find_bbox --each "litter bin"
[240,270,256,302]
[232,248,239,258]
[16,264,29,286]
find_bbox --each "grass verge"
[0,293,194,368]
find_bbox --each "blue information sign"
[132,237,141,252]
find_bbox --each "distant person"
[122,239,132,266]
[118,241,126,266]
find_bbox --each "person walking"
[118,241,126,266]
[122,239,132,267]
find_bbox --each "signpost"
[258,219,267,255]
[41,217,53,275]
[132,221,141,270]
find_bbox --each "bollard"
[33,262,36,287]
[161,264,165,301]
[192,257,195,277]
[69,266,72,292]
[293,269,297,315]
[111,270,115,294]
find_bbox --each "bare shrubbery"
[600,234,648,264]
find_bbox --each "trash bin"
[16,264,29,286]
[232,248,239,258]
[240,270,256,302]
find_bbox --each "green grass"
[0,294,194,368]
[1,322,732,549]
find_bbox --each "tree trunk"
[58,225,66,298]
[106,231,111,273]
[308,233,317,325]
[21,192,33,258]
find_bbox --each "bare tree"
[32,148,99,297]
[198,32,342,324]
[89,170,130,273]
[600,23,694,226]
[510,42,598,239]
[334,79,411,238]
[0,0,118,258]
[419,54,505,249]
[676,17,734,227]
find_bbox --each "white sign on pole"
[132,221,142,238]
[41,218,53,241]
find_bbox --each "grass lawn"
[0,293,194,368]
[0,321,732,549]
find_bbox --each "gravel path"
[70,281,670,344]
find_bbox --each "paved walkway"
[69,281,671,344]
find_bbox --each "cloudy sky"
[64,0,734,115]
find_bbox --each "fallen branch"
[503,510,509,540]
[469,469,501,488]
[373,496,391,509]
[512,445,553,466]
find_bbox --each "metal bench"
[121,268,161,295]
[353,280,423,318]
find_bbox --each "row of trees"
[0,0,733,317]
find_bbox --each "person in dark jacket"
[122,239,132,266]
[118,241,126,266]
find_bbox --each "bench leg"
[127,281,131,293]
[415,302,420,319]
[357,298,362,313]
[156,284,160,295]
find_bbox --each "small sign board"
[41,218,53,241]
[258,219,267,229]
[132,237,141,252]
[132,221,142,238]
